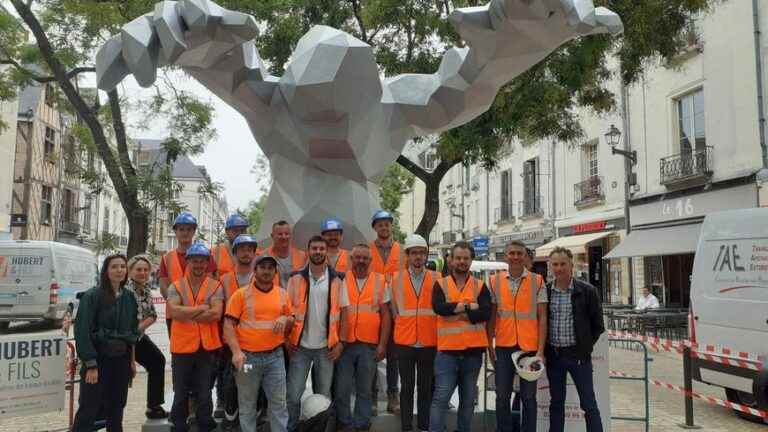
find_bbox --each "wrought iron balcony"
[518,196,543,219]
[59,220,80,235]
[660,146,713,186]
[574,176,605,208]
[494,203,515,224]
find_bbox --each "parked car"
[689,208,768,423]
[0,240,98,329]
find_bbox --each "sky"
[116,73,267,213]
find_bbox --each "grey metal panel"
[96,0,623,246]
[603,223,702,259]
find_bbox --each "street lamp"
[605,124,635,305]
[605,124,637,164]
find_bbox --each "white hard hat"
[404,234,428,251]
[301,393,331,420]
[511,351,545,382]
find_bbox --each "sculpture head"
[279,25,381,124]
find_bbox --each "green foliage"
[379,163,415,241]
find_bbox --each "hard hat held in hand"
[511,350,545,382]
[301,393,331,420]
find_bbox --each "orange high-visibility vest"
[343,271,387,345]
[213,241,235,276]
[287,273,341,348]
[264,246,307,287]
[391,269,437,347]
[163,250,189,317]
[490,271,543,351]
[219,271,251,303]
[369,241,405,280]
[436,275,489,351]
[328,250,350,274]
[229,283,290,352]
[170,277,223,354]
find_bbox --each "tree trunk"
[397,154,458,241]
[126,207,150,258]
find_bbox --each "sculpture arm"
[381,0,622,136]
[96,0,278,121]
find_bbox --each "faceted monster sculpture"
[96,0,622,247]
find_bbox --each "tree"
[0,1,216,257]
[243,196,267,236]
[217,0,713,238]
[378,163,415,242]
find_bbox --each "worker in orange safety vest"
[212,214,251,277]
[261,220,306,288]
[166,243,224,432]
[429,241,491,432]
[321,218,350,273]
[334,244,392,431]
[487,240,548,432]
[390,234,438,432]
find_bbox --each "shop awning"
[536,231,615,258]
[603,223,701,259]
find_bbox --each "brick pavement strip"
[2,348,765,431]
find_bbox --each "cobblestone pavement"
[2,346,765,431]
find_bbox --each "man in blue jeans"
[487,241,548,432]
[545,247,605,432]
[429,242,492,432]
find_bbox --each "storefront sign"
[492,228,554,246]
[470,236,490,255]
[558,217,625,237]
[573,220,607,234]
[0,334,65,418]
[631,183,757,227]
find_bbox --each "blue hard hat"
[185,242,211,259]
[225,214,249,230]
[321,218,343,233]
[231,234,258,253]
[173,211,198,229]
[371,210,394,227]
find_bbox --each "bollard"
[677,345,701,429]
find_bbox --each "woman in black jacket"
[72,254,140,432]
[126,254,168,419]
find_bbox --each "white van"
[689,208,768,423]
[0,240,98,329]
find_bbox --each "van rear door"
[692,208,768,357]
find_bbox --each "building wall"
[0,94,19,237]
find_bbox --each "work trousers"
[372,335,399,397]
[429,351,483,432]
[72,353,131,432]
[397,345,436,431]
[215,346,239,415]
[335,343,377,430]
[236,349,289,432]
[170,349,218,432]
[287,346,335,432]
[134,335,166,409]
[494,347,538,432]
[546,349,603,432]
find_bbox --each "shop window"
[643,256,664,300]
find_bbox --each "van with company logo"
[689,208,768,423]
[0,240,98,329]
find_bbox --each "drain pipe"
[753,0,768,169]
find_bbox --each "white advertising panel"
[0,334,66,417]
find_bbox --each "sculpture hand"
[96,0,258,91]
[496,0,623,36]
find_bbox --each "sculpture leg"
[256,157,380,248]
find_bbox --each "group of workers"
[71,207,606,432]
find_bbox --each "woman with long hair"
[126,254,168,419]
[72,254,140,432]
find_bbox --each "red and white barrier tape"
[607,330,765,369]
[608,371,768,419]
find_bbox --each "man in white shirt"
[635,287,660,311]
[285,236,349,432]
